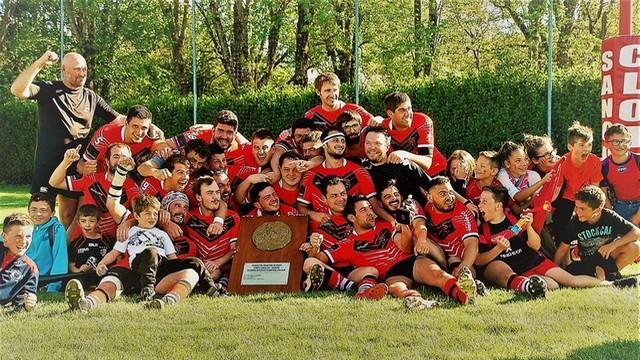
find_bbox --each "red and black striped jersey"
[322,222,411,278]
[309,212,353,251]
[83,122,156,172]
[225,143,258,167]
[273,180,299,207]
[185,208,240,262]
[304,103,373,131]
[380,112,446,176]
[423,201,478,258]
[66,172,140,237]
[297,159,376,213]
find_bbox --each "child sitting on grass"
[96,194,177,300]
[1,213,38,311]
[68,204,115,289]
[25,192,67,292]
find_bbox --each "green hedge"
[0,71,600,184]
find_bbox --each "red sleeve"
[139,178,159,197]
[297,171,315,206]
[453,209,479,241]
[66,174,94,192]
[83,125,110,161]
[354,105,373,127]
[228,213,241,244]
[322,240,354,266]
[590,157,603,185]
[417,114,434,147]
[353,167,377,199]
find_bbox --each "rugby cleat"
[404,296,440,310]
[65,279,85,311]
[613,277,639,288]
[145,298,165,310]
[475,280,490,297]
[354,283,388,300]
[524,275,547,299]
[206,282,228,297]
[140,286,156,301]
[303,264,324,292]
[456,266,477,304]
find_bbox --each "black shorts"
[565,255,619,280]
[105,266,140,295]
[31,166,83,199]
[385,256,417,280]
[156,258,201,281]
[335,266,355,278]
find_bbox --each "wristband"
[214,216,224,225]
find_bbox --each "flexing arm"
[513,171,553,203]
[475,237,509,266]
[11,51,58,99]
[388,151,433,172]
[49,145,81,190]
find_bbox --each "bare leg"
[611,241,640,271]
[57,194,79,229]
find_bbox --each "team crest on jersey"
[391,131,419,152]
[8,268,23,282]
[617,166,627,173]
[354,229,392,251]
[426,217,455,239]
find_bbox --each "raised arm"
[11,51,58,99]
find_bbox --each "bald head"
[62,52,87,89]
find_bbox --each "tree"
[290,0,314,86]
[158,0,190,95]
[414,0,444,77]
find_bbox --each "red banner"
[601,36,640,155]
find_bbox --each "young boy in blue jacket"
[25,192,68,292]
[1,213,38,310]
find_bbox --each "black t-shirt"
[364,159,431,206]
[479,217,545,274]
[68,234,115,268]
[561,209,634,257]
[28,81,118,188]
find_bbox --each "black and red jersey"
[227,165,261,193]
[83,122,156,172]
[465,177,502,206]
[322,222,411,278]
[139,177,173,200]
[380,112,446,176]
[66,172,140,236]
[423,201,478,258]
[309,212,353,251]
[600,153,640,201]
[273,180,299,207]
[304,103,373,131]
[297,159,376,213]
[184,208,240,262]
[225,143,258,167]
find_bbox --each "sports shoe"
[65,279,85,311]
[145,298,165,310]
[475,279,489,296]
[206,282,228,297]
[613,277,639,288]
[404,296,440,310]
[303,264,324,292]
[524,275,547,298]
[354,283,388,300]
[456,266,477,304]
[140,286,156,301]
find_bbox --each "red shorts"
[521,258,559,277]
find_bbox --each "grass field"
[1,185,639,359]
[0,184,30,230]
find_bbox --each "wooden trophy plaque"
[228,215,308,294]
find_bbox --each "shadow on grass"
[498,292,540,305]
[507,340,640,360]
[565,340,640,360]
[238,291,340,302]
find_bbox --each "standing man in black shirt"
[11,51,124,228]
